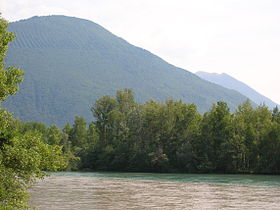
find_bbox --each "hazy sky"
[2,0,280,104]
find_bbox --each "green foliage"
[69,116,88,148]
[4,15,249,126]
[199,102,233,172]
[47,125,63,145]
[72,89,280,174]
[7,89,278,177]
[272,106,280,123]
[0,16,66,209]
[0,112,67,209]
[0,120,66,209]
[0,17,24,102]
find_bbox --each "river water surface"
[29,172,280,209]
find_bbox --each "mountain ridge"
[196,71,278,109]
[4,15,250,126]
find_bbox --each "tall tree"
[0,16,65,209]
[91,95,117,145]
[69,116,87,148]
[47,125,63,145]
[199,101,233,172]
[272,106,280,123]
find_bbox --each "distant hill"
[4,15,250,126]
[196,71,278,109]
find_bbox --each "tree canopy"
[57,89,280,174]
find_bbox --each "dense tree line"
[0,16,65,209]
[84,89,280,174]
[29,89,280,175]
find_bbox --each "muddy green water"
[30,172,280,209]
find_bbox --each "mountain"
[4,15,250,126]
[196,71,278,109]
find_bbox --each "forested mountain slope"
[196,71,278,109]
[4,15,249,126]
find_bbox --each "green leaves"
[86,90,280,174]
[0,17,24,103]
[0,129,66,208]
[0,17,15,64]
[0,16,66,209]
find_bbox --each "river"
[29,172,280,209]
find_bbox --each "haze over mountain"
[4,15,250,126]
[196,71,278,109]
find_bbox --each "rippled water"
[29,172,280,209]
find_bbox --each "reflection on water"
[29,172,280,210]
